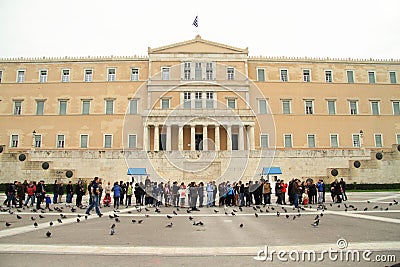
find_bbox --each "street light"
[359,130,364,147]
[32,130,36,149]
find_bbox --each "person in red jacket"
[24,181,36,207]
[281,180,287,205]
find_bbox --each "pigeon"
[189,216,194,221]
[109,215,114,219]
[115,218,120,223]
[165,222,173,228]
[131,219,136,223]
[314,215,319,220]
[285,215,290,219]
[364,207,368,211]
[293,216,296,220]
[253,207,257,211]
[60,214,67,219]
[259,209,263,213]
[34,222,38,227]
[57,219,62,223]
[186,209,192,213]
[113,213,119,218]
[144,208,149,212]
[367,200,371,203]
[384,207,389,211]
[71,207,77,212]
[5,222,11,227]
[31,216,36,221]
[354,208,358,211]
[85,215,88,220]
[255,212,259,218]
[239,207,243,212]
[271,207,275,211]
[49,221,53,226]
[111,223,116,229]
[46,231,51,237]
[128,211,132,214]
[276,212,280,217]
[173,211,178,215]
[76,218,80,223]
[176,207,180,211]
[39,215,45,219]
[145,214,149,218]
[214,209,219,213]
[155,208,161,213]
[239,223,244,228]
[231,212,236,216]
[256,205,261,209]
[138,220,143,224]
[167,215,172,219]
[110,228,115,235]
[17,215,22,220]
[232,209,238,212]
[311,219,320,227]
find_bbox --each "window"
[258,99,268,114]
[374,134,383,148]
[195,92,202,109]
[389,71,397,84]
[227,98,236,109]
[346,70,354,83]
[11,135,19,148]
[227,67,234,80]
[195,62,202,80]
[305,100,314,114]
[368,71,376,84]
[257,68,265,82]
[371,101,380,115]
[184,62,191,80]
[206,91,214,109]
[260,134,269,148]
[131,68,139,81]
[34,135,42,148]
[393,101,400,115]
[59,100,67,115]
[397,134,400,144]
[80,134,89,148]
[325,70,332,83]
[17,70,25,83]
[327,100,336,115]
[307,134,316,148]
[0,70,3,83]
[282,100,291,114]
[206,62,213,80]
[82,100,91,115]
[13,100,22,115]
[330,134,339,148]
[352,134,360,147]
[84,69,93,82]
[36,100,45,115]
[129,99,138,114]
[349,100,358,115]
[162,67,170,80]
[104,135,112,148]
[62,69,70,82]
[303,69,311,82]
[183,92,191,109]
[105,99,114,114]
[128,134,137,149]
[280,69,288,82]
[39,70,48,83]
[284,134,292,148]
[107,68,116,81]
[57,135,65,148]
[161,98,170,109]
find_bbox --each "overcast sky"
[0,0,399,59]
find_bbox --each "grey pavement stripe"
[323,209,400,224]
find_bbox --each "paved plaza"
[0,191,399,267]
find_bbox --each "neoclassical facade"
[0,35,399,184]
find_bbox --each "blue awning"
[262,167,282,175]
[127,168,148,176]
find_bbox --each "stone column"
[227,125,232,151]
[154,124,159,152]
[191,125,196,151]
[203,124,208,151]
[249,125,255,150]
[239,125,245,150]
[143,124,148,151]
[166,125,172,151]
[215,125,220,151]
[178,125,184,151]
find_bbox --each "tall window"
[371,101,380,115]
[260,134,269,148]
[397,134,400,144]
[346,70,354,83]
[129,99,138,114]
[330,134,339,148]
[282,100,291,114]
[195,62,202,80]
[184,62,191,80]
[162,67,170,80]
[59,100,67,115]
[307,134,316,148]
[39,70,48,83]
[17,70,25,83]
[107,68,116,81]
[258,99,268,114]
[206,92,214,109]
[62,69,70,82]
[82,100,91,115]
[374,134,383,147]
[13,100,22,115]
[368,71,376,84]
[389,71,397,84]
[0,70,2,83]
[57,135,65,148]
[80,134,89,148]
[161,98,170,109]
[325,70,332,83]
[34,135,42,148]
[195,92,202,109]
[327,100,336,115]
[105,99,114,114]
[352,134,360,147]
[131,68,139,81]
[36,100,45,115]
[84,69,93,82]
[128,134,137,149]
[183,92,191,109]
[303,69,311,82]
[305,100,314,114]
[227,98,236,109]
[206,62,213,80]
[280,69,288,82]
[349,100,358,115]
[227,67,234,80]
[284,134,292,148]
[392,101,400,115]
[257,68,265,82]
[104,135,112,148]
[11,135,19,148]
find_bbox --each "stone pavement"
[0,192,399,267]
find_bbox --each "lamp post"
[359,130,364,148]
[32,130,36,150]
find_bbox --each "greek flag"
[192,16,198,27]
